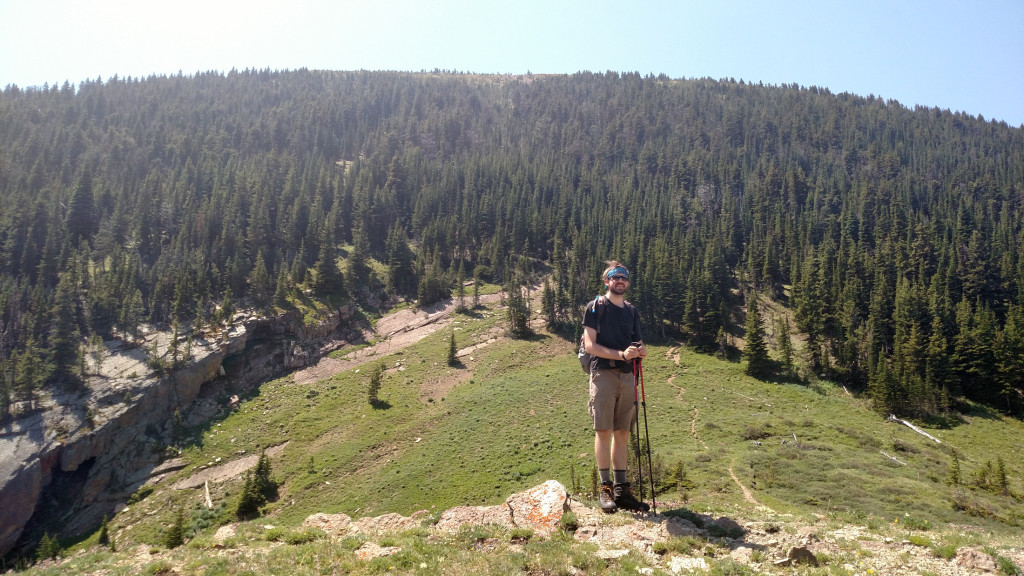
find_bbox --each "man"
[583,261,649,513]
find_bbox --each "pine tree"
[49,272,82,383]
[345,225,370,295]
[0,373,11,421]
[776,315,794,376]
[218,287,234,328]
[506,280,531,339]
[472,272,481,309]
[994,305,1024,414]
[164,507,186,548]
[249,250,272,308]
[273,267,291,307]
[367,362,384,405]
[36,532,60,561]
[541,278,557,329]
[744,296,771,378]
[455,260,467,312]
[66,170,96,244]
[447,330,458,366]
[235,470,263,519]
[98,515,111,547]
[312,219,342,296]
[253,450,278,503]
[995,457,1009,496]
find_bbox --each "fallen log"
[888,415,942,444]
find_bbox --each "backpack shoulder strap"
[592,296,606,333]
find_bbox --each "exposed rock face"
[304,481,572,539]
[0,304,358,557]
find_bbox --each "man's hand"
[624,342,646,361]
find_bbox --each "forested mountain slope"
[1,69,1022,419]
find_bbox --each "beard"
[609,283,627,295]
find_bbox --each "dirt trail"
[728,465,773,512]
[293,293,503,385]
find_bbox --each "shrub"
[931,543,958,559]
[908,535,932,547]
[559,511,579,532]
[127,485,155,505]
[510,528,534,541]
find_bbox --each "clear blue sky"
[2,0,1022,126]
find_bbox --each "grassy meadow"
[22,295,1024,574]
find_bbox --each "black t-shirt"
[583,297,642,372]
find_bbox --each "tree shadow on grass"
[370,399,392,410]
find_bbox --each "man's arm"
[584,326,643,361]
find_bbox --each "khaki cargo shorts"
[588,368,637,431]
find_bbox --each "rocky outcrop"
[0,303,359,557]
[304,480,571,538]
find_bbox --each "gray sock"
[613,469,628,485]
[599,469,611,484]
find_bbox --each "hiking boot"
[598,482,618,513]
[613,482,650,512]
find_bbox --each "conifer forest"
[1,69,1022,419]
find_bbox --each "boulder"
[956,547,997,573]
[435,505,514,532]
[774,545,818,567]
[505,479,569,536]
[352,510,430,534]
[355,541,402,560]
[668,557,708,573]
[303,512,353,536]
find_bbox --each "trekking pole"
[637,359,657,513]
[631,362,646,501]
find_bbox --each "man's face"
[606,274,629,295]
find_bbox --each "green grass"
[34,296,1024,572]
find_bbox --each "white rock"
[668,557,708,573]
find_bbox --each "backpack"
[577,296,636,374]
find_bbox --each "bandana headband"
[605,266,630,280]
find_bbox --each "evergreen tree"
[367,362,384,405]
[235,470,263,519]
[164,508,186,548]
[345,226,371,295]
[994,305,1024,413]
[472,272,481,309]
[253,449,278,503]
[273,267,291,307]
[312,219,342,296]
[249,250,273,308]
[218,287,234,328]
[49,272,82,383]
[66,170,96,244]
[36,531,60,562]
[0,373,11,421]
[506,278,531,339]
[948,450,962,486]
[455,260,467,312]
[541,278,558,329]
[775,315,794,376]
[98,515,111,548]
[744,296,771,378]
[447,330,458,366]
